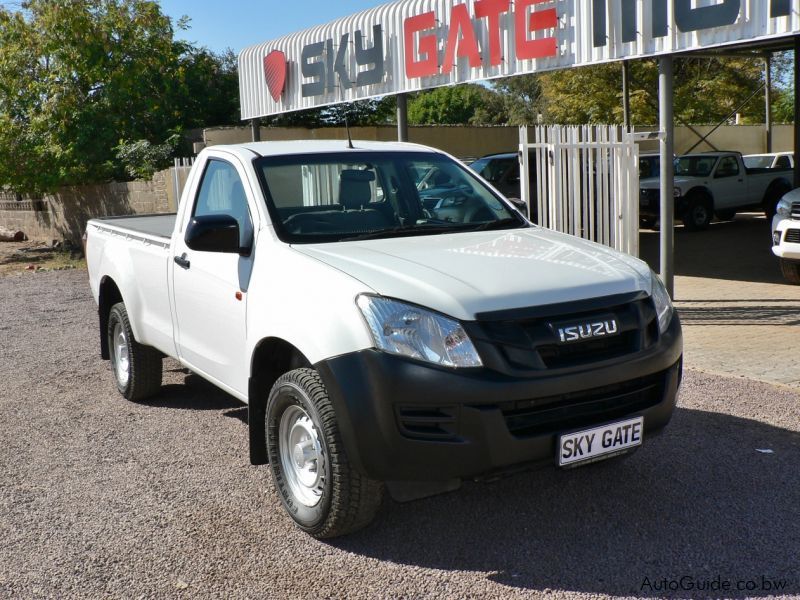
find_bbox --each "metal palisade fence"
[172,157,195,207]
[520,125,641,257]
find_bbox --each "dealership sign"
[239,0,799,119]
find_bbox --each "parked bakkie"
[772,189,800,284]
[640,151,792,229]
[86,141,683,538]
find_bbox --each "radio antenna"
[339,85,355,149]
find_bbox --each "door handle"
[174,254,191,270]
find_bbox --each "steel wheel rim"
[278,404,327,507]
[693,204,708,225]
[112,322,130,387]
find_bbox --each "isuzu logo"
[553,317,619,344]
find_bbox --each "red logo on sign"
[264,50,287,101]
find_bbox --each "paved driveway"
[640,213,800,388]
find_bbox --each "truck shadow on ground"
[639,214,785,285]
[332,406,799,597]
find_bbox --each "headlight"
[776,198,792,219]
[356,295,483,368]
[674,187,682,198]
[650,271,674,334]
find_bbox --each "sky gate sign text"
[238,0,800,120]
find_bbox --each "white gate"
[520,126,641,257]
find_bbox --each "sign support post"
[659,56,675,298]
[397,93,409,142]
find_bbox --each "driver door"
[171,156,255,396]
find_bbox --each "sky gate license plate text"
[558,417,644,467]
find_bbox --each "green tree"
[408,84,507,125]
[0,0,240,194]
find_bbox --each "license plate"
[558,416,644,468]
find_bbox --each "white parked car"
[772,189,800,284]
[744,152,794,170]
[85,140,683,538]
[640,152,792,230]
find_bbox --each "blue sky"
[159,0,385,55]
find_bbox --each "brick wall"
[0,169,175,245]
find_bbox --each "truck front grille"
[499,371,666,438]
[471,294,658,375]
[786,229,800,243]
[791,202,800,220]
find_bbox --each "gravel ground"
[1,270,799,599]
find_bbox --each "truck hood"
[293,227,652,321]
[641,175,706,190]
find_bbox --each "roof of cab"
[206,139,441,159]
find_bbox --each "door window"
[716,157,739,178]
[193,159,253,248]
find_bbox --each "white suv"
[772,189,800,284]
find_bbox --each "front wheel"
[266,368,383,538]
[780,259,800,284]
[107,302,162,401]
[682,194,713,231]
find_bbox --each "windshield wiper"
[467,218,525,232]
[339,224,470,242]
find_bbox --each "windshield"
[256,151,524,243]
[469,156,517,184]
[674,156,717,177]
[743,155,772,169]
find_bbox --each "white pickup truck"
[86,140,683,538]
[772,190,800,284]
[640,151,792,230]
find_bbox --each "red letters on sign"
[442,4,482,74]
[404,0,558,79]
[474,0,511,67]
[515,0,558,60]
[404,12,439,78]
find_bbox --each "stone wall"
[0,169,175,245]
[204,124,795,158]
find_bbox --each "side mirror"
[186,214,248,255]
[507,197,529,217]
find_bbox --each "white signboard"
[239,0,799,119]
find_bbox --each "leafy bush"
[114,134,181,181]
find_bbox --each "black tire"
[266,368,383,539]
[764,184,790,220]
[780,259,800,284]
[682,193,713,231]
[107,302,163,401]
[715,209,736,222]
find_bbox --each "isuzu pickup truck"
[640,151,791,230]
[772,190,800,284]
[86,140,682,538]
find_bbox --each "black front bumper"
[315,315,683,482]
[640,190,687,220]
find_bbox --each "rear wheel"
[682,193,713,231]
[266,368,383,538]
[780,259,800,284]
[107,302,162,401]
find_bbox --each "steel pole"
[765,53,773,154]
[397,93,409,142]
[794,37,800,189]
[251,119,261,142]
[659,56,675,297]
